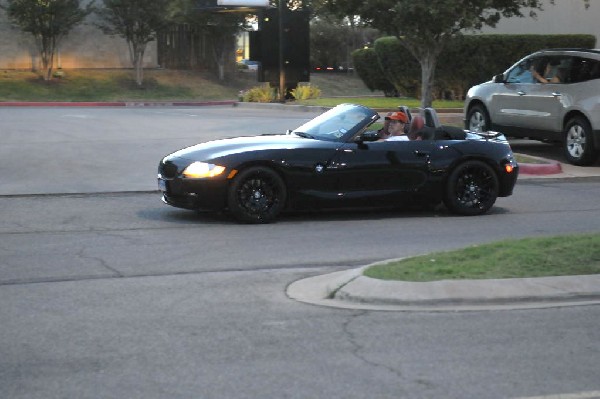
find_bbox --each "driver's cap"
[385,111,409,123]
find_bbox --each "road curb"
[515,153,563,175]
[518,162,563,175]
[287,267,600,312]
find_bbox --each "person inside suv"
[532,59,562,83]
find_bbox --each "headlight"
[182,162,226,178]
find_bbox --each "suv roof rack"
[538,48,600,55]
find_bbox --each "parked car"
[465,48,600,165]
[158,104,518,223]
[237,59,259,71]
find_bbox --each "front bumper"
[159,175,229,211]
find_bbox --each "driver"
[381,111,409,141]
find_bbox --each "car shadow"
[140,204,511,225]
[138,207,233,225]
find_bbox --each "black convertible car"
[158,104,518,223]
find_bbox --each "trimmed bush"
[352,48,398,96]
[241,84,278,102]
[373,37,421,98]
[291,84,321,100]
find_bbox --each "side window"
[541,56,572,84]
[506,58,536,83]
[570,57,600,83]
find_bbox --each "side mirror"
[356,130,380,143]
[493,74,505,83]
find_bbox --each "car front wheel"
[466,104,490,133]
[227,166,287,223]
[564,116,597,166]
[443,160,499,216]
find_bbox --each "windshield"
[292,104,379,142]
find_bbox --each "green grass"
[515,153,550,164]
[364,233,600,282]
[0,69,249,101]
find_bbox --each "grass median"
[364,233,600,282]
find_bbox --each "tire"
[466,104,490,133]
[563,116,598,166]
[227,166,286,224]
[443,160,499,216]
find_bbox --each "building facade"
[478,0,599,46]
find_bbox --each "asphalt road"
[1,106,600,399]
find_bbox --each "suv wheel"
[466,104,490,133]
[564,116,598,166]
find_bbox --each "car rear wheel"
[443,160,499,216]
[466,104,490,133]
[227,166,286,224]
[564,116,597,166]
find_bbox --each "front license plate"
[158,178,167,192]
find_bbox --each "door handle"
[414,150,430,157]
[552,92,562,98]
[517,91,526,96]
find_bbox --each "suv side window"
[569,57,600,83]
[506,58,538,83]
[535,56,572,84]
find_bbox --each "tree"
[321,0,590,108]
[95,0,172,86]
[1,0,93,81]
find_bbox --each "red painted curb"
[519,162,563,175]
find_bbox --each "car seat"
[408,115,426,140]
[397,105,413,134]
[423,107,441,128]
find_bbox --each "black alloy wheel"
[227,166,287,223]
[563,116,598,166]
[443,160,499,216]
[466,104,490,133]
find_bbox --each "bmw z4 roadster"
[158,104,518,223]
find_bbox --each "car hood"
[164,134,334,162]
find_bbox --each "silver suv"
[465,49,600,165]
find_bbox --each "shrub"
[242,84,278,102]
[291,84,321,100]
[352,48,398,96]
